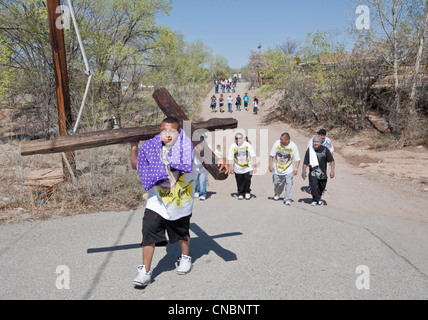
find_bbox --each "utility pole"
[46,0,76,180]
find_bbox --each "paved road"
[0,197,427,300]
[1,82,427,300]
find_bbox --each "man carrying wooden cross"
[130,116,227,287]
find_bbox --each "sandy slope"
[195,82,428,223]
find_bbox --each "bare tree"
[276,38,301,56]
[247,51,265,88]
[363,0,409,134]
[401,0,428,145]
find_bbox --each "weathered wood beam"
[47,0,75,178]
[152,88,230,180]
[20,118,237,156]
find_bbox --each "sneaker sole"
[177,265,192,275]
[133,280,150,287]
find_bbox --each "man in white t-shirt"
[226,132,257,200]
[130,117,227,288]
[269,132,301,205]
[130,117,195,287]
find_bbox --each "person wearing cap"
[302,136,335,206]
[306,129,334,155]
[304,129,334,194]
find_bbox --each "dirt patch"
[0,142,146,224]
[337,140,428,185]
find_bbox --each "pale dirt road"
[197,82,428,223]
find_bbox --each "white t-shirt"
[146,146,196,221]
[227,141,256,174]
[227,96,233,104]
[270,140,301,175]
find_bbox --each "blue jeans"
[228,103,232,112]
[195,172,207,198]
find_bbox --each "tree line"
[247,0,428,147]
[0,0,232,137]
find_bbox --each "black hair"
[281,132,290,140]
[162,116,181,129]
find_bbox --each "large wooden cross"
[20,87,237,180]
[23,0,235,181]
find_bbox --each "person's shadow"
[230,192,257,199]
[87,223,242,290]
[298,198,328,205]
[151,223,242,281]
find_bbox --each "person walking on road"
[194,136,211,201]
[210,94,217,113]
[227,95,233,113]
[305,128,334,193]
[253,96,259,115]
[235,94,242,111]
[243,93,249,111]
[226,132,257,200]
[269,133,301,205]
[219,94,225,113]
[214,79,219,94]
[130,117,227,287]
[302,137,335,206]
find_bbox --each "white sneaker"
[133,265,152,287]
[194,192,199,198]
[238,195,244,200]
[245,193,251,200]
[176,254,192,274]
[285,200,291,206]
[311,201,318,206]
[318,200,323,206]
[199,195,206,201]
[273,195,279,201]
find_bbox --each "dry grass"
[0,142,146,224]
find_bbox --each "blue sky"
[157,0,359,69]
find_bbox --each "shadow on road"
[87,222,242,287]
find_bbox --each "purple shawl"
[137,129,193,190]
